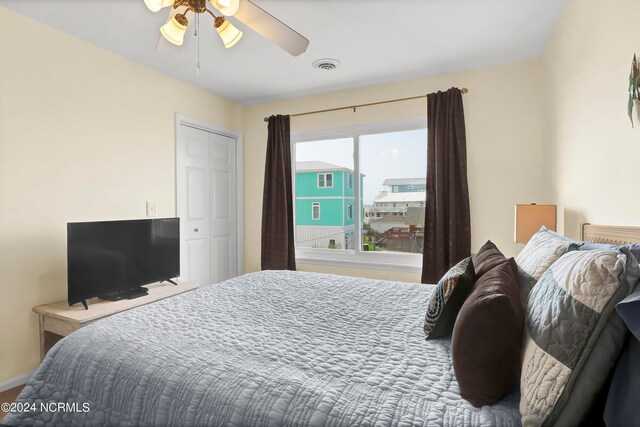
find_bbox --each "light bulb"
[160,14,189,46]
[144,0,174,12]
[215,18,243,48]
[209,0,240,16]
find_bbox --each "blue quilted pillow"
[515,226,581,297]
[520,248,639,426]
[580,241,640,263]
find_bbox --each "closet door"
[176,125,211,286]
[210,132,237,283]
[177,123,239,286]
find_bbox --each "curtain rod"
[262,88,468,122]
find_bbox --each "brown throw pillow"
[472,240,507,278]
[451,258,524,407]
[423,257,477,340]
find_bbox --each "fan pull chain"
[195,14,201,76]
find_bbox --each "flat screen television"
[68,218,180,309]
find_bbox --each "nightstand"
[32,281,198,360]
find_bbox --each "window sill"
[296,250,422,273]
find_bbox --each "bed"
[3,224,638,426]
[3,270,520,426]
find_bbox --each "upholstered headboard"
[581,223,640,245]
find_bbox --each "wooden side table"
[33,281,198,360]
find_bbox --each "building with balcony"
[363,178,426,249]
[383,178,426,193]
[368,191,426,219]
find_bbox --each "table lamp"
[515,204,557,243]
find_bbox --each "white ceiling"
[1,0,566,105]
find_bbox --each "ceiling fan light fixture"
[143,0,309,57]
[210,0,240,16]
[215,17,243,48]
[144,0,175,12]
[160,14,189,46]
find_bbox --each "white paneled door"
[177,123,238,286]
[210,132,238,283]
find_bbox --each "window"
[295,138,353,251]
[361,129,426,255]
[407,185,414,189]
[293,124,426,269]
[317,173,333,188]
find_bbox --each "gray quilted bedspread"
[4,271,521,426]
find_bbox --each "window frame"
[317,172,333,188]
[347,202,353,220]
[292,119,426,273]
[311,202,321,220]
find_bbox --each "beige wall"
[0,6,242,383]
[242,59,552,279]
[10,0,625,385]
[542,0,640,238]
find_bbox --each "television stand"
[100,287,149,301]
[33,281,197,360]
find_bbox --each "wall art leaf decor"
[628,54,640,127]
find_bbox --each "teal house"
[295,161,364,249]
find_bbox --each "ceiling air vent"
[312,58,341,71]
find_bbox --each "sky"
[295,129,427,204]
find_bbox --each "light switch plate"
[146,201,157,217]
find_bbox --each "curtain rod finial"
[461,88,469,94]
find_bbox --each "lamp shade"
[160,15,188,46]
[210,0,240,16]
[514,204,557,243]
[144,0,174,12]
[216,18,243,48]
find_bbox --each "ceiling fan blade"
[155,6,189,53]
[233,0,309,56]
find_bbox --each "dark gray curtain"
[261,115,297,271]
[421,88,471,283]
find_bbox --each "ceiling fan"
[144,0,309,56]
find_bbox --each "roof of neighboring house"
[296,161,352,173]
[371,215,407,223]
[382,178,426,186]
[374,191,426,204]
